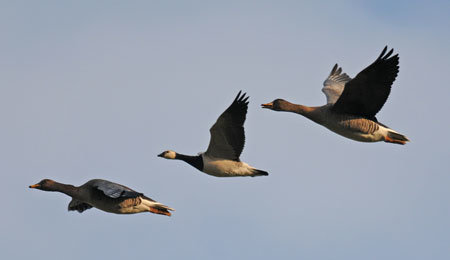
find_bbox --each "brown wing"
[205,91,249,161]
[331,46,399,118]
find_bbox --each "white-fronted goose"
[158,91,268,177]
[262,46,409,144]
[29,179,174,216]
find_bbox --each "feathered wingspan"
[68,199,93,213]
[89,179,144,199]
[332,46,399,118]
[205,91,249,161]
[322,64,352,104]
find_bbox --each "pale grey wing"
[68,199,93,213]
[322,64,352,104]
[89,179,142,199]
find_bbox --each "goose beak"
[29,183,40,189]
[157,152,164,157]
[261,102,273,109]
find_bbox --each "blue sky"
[1,1,450,259]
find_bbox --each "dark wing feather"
[89,179,143,199]
[205,91,249,161]
[68,199,93,213]
[332,46,399,118]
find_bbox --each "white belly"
[201,154,256,177]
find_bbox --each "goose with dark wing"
[262,46,409,144]
[29,179,174,216]
[158,91,268,177]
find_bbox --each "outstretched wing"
[332,46,399,118]
[90,179,143,199]
[322,64,352,104]
[205,91,249,161]
[68,199,93,213]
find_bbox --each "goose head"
[261,99,290,111]
[158,150,177,159]
[29,179,57,191]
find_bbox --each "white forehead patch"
[164,150,176,159]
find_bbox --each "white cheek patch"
[165,151,176,159]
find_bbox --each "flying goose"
[262,46,409,144]
[29,179,174,216]
[158,91,268,177]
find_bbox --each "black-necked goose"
[158,91,268,177]
[29,179,174,216]
[262,46,409,144]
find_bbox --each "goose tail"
[252,169,269,177]
[385,131,410,145]
[148,203,175,216]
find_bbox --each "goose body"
[201,154,259,177]
[30,179,174,216]
[158,91,268,177]
[262,47,409,144]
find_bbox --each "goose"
[262,46,409,144]
[29,179,174,216]
[158,91,268,177]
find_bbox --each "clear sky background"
[1,1,450,259]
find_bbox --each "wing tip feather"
[233,90,249,105]
[377,46,388,59]
[331,64,338,75]
[378,46,398,61]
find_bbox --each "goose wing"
[205,91,249,161]
[68,199,93,213]
[331,46,399,118]
[322,64,352,104]
[89,179,144,199]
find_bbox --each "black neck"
[175,153,203,171]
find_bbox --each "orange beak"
[261,102,273,109]
[29,183,40,189]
